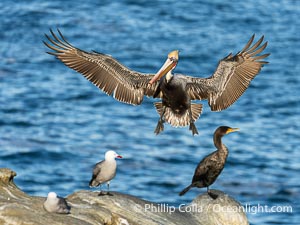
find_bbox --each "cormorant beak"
[149,50,179,85]
[116,155,122,159]
[226,128,239,134]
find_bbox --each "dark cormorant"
[179,126,239,199]
[44,29,269,135]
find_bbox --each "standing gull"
[43,192,71,214]
[179,126,239,199]
[89,150,122,196]
[44,30,269,135]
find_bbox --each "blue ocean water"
[0,0,299,224]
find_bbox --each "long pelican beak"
[226,128,239,134]
[149,50,179,85]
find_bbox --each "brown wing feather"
[44,29,157,105]
[186,35,270,111]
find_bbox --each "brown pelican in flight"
[44,29,269,135]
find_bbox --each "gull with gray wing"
[89,150,122,196]
[43,192,71,214]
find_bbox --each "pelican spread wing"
[44,30,270,135]
[44,29,157,105]
[186,35,270,111]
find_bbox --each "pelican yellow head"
[149,50,179,85]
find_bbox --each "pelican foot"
[189,123,199,135]
[154,121,164,135]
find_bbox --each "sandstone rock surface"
[0,168,248,225]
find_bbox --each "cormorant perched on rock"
[179,126,239,199]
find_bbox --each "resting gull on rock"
[43,192,70,214]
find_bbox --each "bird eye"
[169,57,177,62]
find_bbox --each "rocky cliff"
[0,168,248,225]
